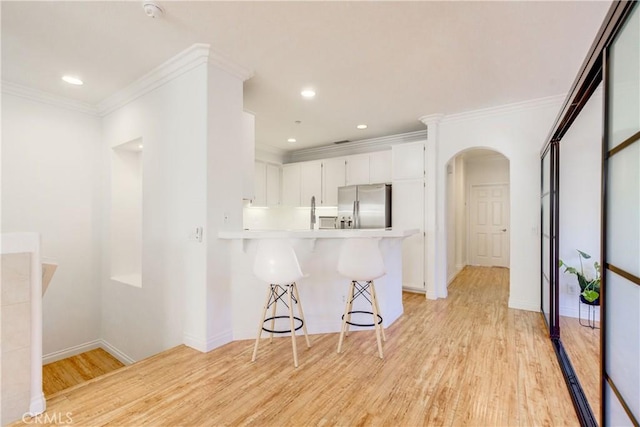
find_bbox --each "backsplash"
[243,204,338,230]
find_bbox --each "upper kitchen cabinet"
[282,163,301,206]
[300,160,322,206]
[253,161,267,206]
[253,161,281,207]
[369,150,392,184]
[392,141,425,180]
[322,157,346,206]
[265,163,281,207]
[242,112,256,200]
[345,153,370,185]
[344,151,392,186]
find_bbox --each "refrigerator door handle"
[355,200,360,229]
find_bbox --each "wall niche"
[110,137,143,287]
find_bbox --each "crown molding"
[209,50,253,82]
[256,144,287,157]
[419,113,445,126]
[440,93,567,124]
[1,80,99,116]
[287,130,427,163]
[97,43,212,116]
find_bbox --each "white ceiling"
[1,1,611,152]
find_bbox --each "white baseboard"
[183,330,233,353]
[29,392,46,416]
[559,306,579,319]
[43,340,102,364]
[183,333,208,352]
[402,286,425,295]
[100,339,135,365]
[508,298,539,312]
[43,339,135,366]
[447,266,464,286]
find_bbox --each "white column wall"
[204,64,246,350]
[101,63,208,361]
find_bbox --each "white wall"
[465,154,510,186]
[445,160,457,282]
[558,88,602,318]
[1,93,102,356]
[435,97,563,311]
[204,64,247,350]
[101,63,209,362]
[454,156,467,273]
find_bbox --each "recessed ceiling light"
[62,75,83,85]
[301,89,316,99]
[287,138,297,143]
[138,144,144,149]
[357,124,368,129]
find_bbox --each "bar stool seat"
[336,238,386,359]
[252,239,311,368]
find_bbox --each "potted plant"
[559,249,601,305]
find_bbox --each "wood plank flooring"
[43,348,125,396]
[17,266,578,426]
[560,315,601,422]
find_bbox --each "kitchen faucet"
[310,196,316,230]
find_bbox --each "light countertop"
[218,228,420,239]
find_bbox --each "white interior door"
[469,184,510,267]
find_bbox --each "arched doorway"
[444,148,511,286]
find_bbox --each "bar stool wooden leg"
[292,283,311,349]
[337,281,355,353]
[345,281,356,337]
[369,280,384,359]
[370,281,386,342]
[287,284,299,368]
[252,284,273,362]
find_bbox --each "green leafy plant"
[559,250,601,303]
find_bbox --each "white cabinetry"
[265,164,281,206]
[392,141,426,292]
[393,142,424,180]
[369,150,392,184]
[345,154,370,185]
[253,161,281,207]
[282,163,301,207]
[253,161,267,206]
[300,161,322,206]
[281,149,392,207]
[242,112,256,200]
[322,157,346,206]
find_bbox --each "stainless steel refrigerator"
[337,184,392,229]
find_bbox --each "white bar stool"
[337,238,386,359]
[252,239,311,368]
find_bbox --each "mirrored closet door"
[602,3,640,424]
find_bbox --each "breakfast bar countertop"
[218,228,419,239]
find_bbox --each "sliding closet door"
[603,3,640,425]
[541,143,559,337]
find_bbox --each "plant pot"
[580,294,600,306]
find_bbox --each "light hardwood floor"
[42,348,125,396]
[18,266,578,426]
[560,314,601,422]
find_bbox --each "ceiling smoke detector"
[143,1,164,18]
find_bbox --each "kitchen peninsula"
[219,228,419,340]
